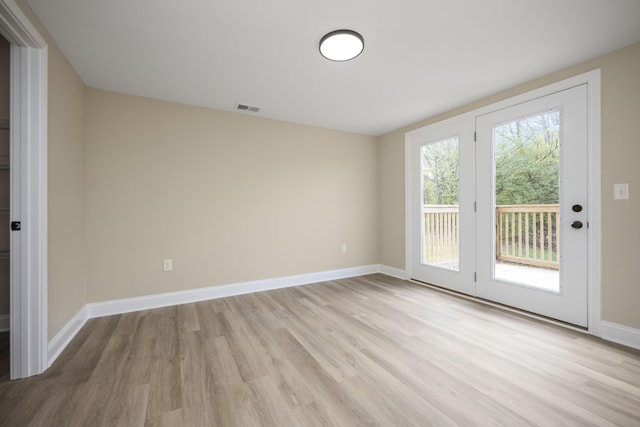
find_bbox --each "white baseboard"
[47,305,88,367]
[44,267,640,371]
[0,314,9,332]
[600,320,640,350]
[379,265,408,280]
[87,264,380,319]
[45,265,381,367]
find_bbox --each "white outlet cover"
[614,183,629,200]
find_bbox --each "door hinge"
[474,272,477,282]
[474,131,476,142]
[474,202,477,212]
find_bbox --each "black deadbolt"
[572,204,583,213]
[11,221,21,231]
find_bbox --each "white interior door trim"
[406,69,601,334]
[0,0,48,379]
[585,71,601,336]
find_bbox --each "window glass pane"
[421,136,460,270]
[493,111,560,292]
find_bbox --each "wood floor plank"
[204,335,245,387]
[1,274,640,426]
[144,408,184,427]
[177,303,200,333]
[178,331,216,426]
[100,383,150,427]
[245,374,301,427]
[409,325,612,425]
[292,400,340,427]
[194,300,223,337]
[25,382,79,426]
[112,311,143,336]
[216,309,270,382]
[0,378,61,426]
[144,358,182,422]
[44,316,120,385]
[272,327,375,426]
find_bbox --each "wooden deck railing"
[423,204,559,270]
[496,204,559,270]
[423,205,460,266]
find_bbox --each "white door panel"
[475,85,588,327]
[407,118,475,294]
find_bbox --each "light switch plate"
[614,183,629,200]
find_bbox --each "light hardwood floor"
[1,274,639,426]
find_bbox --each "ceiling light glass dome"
[319,30,364,62]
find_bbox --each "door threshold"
[408,278,589,334]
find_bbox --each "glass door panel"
[421,137,460,270]
[493,111,560,292]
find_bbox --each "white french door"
[407,117,475,294]
[476,85,588,327]
[407,83,591,328]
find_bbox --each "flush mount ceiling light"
[319,29,364,62]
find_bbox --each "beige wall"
[16,1,87,339]
[85,89,378,302]
[379,42,640,329]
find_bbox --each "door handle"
[571,221,583,229]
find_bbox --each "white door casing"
[0,0,48,379]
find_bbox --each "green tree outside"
[421,111,560,206]
[494,111,559,205]
[421,136,459,205]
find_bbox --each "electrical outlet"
[341,244,347,254]
[163,259,172,271]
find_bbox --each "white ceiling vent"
[235,103,261,113]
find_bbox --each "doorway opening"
[0,33,9,382]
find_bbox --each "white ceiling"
[27,0,640,136]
